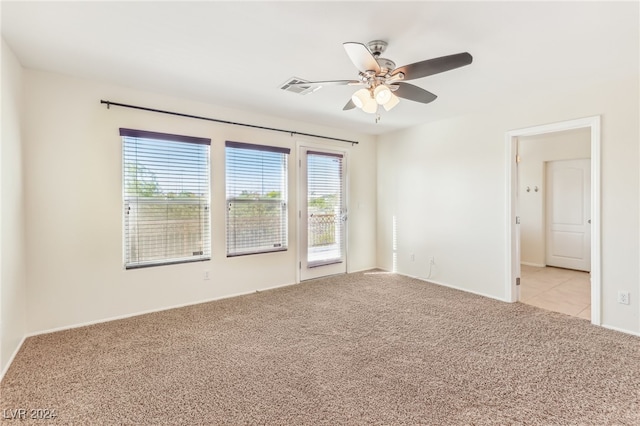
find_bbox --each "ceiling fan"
[292,40,473,118]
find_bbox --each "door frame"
[296,142,349,283]
[505,115,601,325]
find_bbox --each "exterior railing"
[226,198,287,254]
[309,213,337,246]
[125,198,209,263]
[126,198,338,261]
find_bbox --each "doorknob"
[588,219,591,224]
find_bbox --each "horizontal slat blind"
[122,128,211,268]
[307,151,344,266]
[226,141,289,256]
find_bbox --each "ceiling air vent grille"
[280,77,318,95]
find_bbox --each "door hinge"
[516,216,521,224]
[516,277,521,286]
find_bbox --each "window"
[225,141,289,256]
[121,128,211,269]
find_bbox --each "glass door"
[299,148,347,280]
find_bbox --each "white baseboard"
[389,270,640,339]
[601,323,640,338]
[397,272,508,303]
[1,335,26,383]
[521,262,546,267]
[348,266,380,274]
[28,282,297,338]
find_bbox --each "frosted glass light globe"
[374,85,392,105]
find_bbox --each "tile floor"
[519,264,591,320]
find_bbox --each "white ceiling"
[1,1,638,135]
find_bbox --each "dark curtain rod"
[100,100,359,145]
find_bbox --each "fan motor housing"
[376,58,396,75]
[367,40,388,57]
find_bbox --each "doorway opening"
[520,265,591,319]
[506,116,601,325]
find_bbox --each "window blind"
[307,151,344,266]
[121,128,211,269]
[225,141,290,256]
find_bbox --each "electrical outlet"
[410,253,415,262]
[617,291,630,305]
[203,270,210,281]
[429,256,435,265]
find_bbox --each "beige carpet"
[2,271,639,425]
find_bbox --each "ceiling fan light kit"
[351,85,397,115]
[382,93,400,112]
[361,97,378,114]
[352,86,397,114]
[351,88,369,109]
[289,39,473,121]
[374,85,392,105]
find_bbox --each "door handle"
[588,219,591,224]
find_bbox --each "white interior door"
[299,147,347,281]
[545,159,591,271]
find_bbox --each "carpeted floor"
[2,271,639,425]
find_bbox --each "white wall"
[377,72,639,334]
[23,69,376,334]
[1,38,27,377]
[518,128,590,266]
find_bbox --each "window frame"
[121,128,211,269]
[225,141,290,257]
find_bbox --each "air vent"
[280,77,319,95]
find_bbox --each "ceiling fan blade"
[343,42,381,74]
[392,52,473,81]
[289,80,361,87]
[393,83,438,104]
[343,99,356,110]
